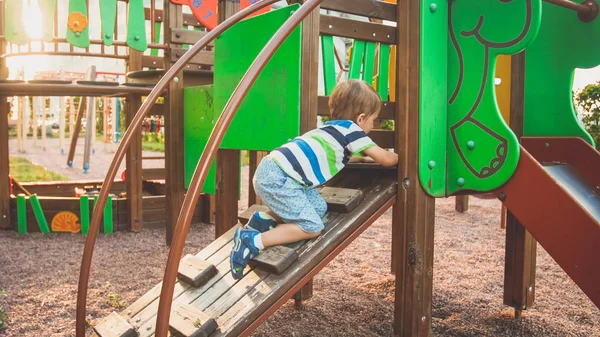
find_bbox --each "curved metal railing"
[154,0,323,335]
[75,1,279,335]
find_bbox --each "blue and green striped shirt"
[267,120,376,187]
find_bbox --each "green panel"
[445,0,541,195]
[524,2,597,145]
[80,195,89,235]
[66,0,90,48]
[377,44,390,100]
[29,195,50,233]
[184,85,217,194]
[100,0,118,45]
[39,0,57,42]
[17,194,27,234]
[104,196,113,234]
[348,40,365,80]
[419,0,448,197]
[214,4,302,151]
[126,0,148,52]
[4,0,28,45]
[363,42,377,85]
[321,35,337,96]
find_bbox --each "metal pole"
[543,0,592,13]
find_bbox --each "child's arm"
[362,146,398,167]
[348,155,375,163]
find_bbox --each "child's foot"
[245,211,276,233]
[230,228,260,280]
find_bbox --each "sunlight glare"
[24,0,43,40]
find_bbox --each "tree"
[574,82,600,150]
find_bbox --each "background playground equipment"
[79,0,600,337]
[170,0,271,30]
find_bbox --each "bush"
[574,83,600,150]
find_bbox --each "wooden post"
[290,0,320,305]
[164,0,186,245]
[503,51,536,316]
[0,32,10,229]
[248,151,267,206]
[214,0,241,239]
[125,93,144,232]
[41,97,47,150]
[393,1,436,336]
[455,195,468,212]
[83,67,97,172]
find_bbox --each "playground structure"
[0,0,216,234]
[0,0,599,336]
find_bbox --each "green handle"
[104,196,113,234]
[17,194,27,234]
[80,195,89,235]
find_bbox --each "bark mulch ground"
[0,181,598,336]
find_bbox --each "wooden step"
[93,311,137,337]
[178,255,218,287]
[319,186,364,213]
[249,245,298,275]
[169,303,218,337]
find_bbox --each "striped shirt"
[267,120,376,187]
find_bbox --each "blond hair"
[328,80,381,121]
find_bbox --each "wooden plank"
[249,245,298,275]
[20,181,126,197]
[141,168,166,180]
[144,8,202,27]
[317,95,395,119]
[169,304,218,337]
[504,51,536,315]
[164,1,186,245]
[170,48,214,66]
[142,56,164,69]
[237,204,270,225]
[318,186,363,213]
[216,149,240,238]
[321,0,396,21]
[320,15,396,44]
[393,0,436,336]
[94,311,137,337]
[178,255,219,287]
[66,95,87,167]
[171,29,215,47]
[126,93,144,232]
[369,129,394,149]
[122,225,240,324]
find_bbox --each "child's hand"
[363,146,399,167]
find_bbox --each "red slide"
[494,137,600,308]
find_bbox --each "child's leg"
[260,223,320,247]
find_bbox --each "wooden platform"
[94,167,397,337]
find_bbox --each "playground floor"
[0,170,599,336]
[8,137,164,182]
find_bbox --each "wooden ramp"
[94,167,397,337]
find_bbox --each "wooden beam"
[214,0,241,239]
[393,0,435,336]
[455,195,468,213]
[144,7,202,27]
[248,151,268,206]
[164,2,186,245]
[320,15,396,44]
[504,51,536,316]
[321,0,397,21]
[171,29,215,46]
[170,48,214,66]
[66,97,87,167]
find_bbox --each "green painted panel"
[349,40,365,80]
[321,35,337,96]
[377,44,390,100]
[363,42,377,85]
[419,0,448,197]
[29,195,50,233]
[80,195,89,235]
[214,4,302,151]
[126,0,148,52]
[100,0,118,45]
[184,85,217,194]
[4,0,28,45]
[66,0,90,48]
[524,2,597,145]
[39,0,57,42]
[446,0,541,195]
[17,194,27,234]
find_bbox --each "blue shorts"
[253,158,327,233]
